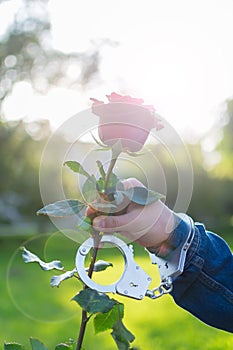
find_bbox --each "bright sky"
[2,0,233,142]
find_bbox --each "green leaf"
[90,202,117,213]
[4,343,25,350]
[55,343,73,350]
[121,187,164,205]
[77,216,96,239]
[30,338,48,350]
[108,173,120,189]
[96,160,106,179]
[96,177,105,192]
[85,260,113,273]
[97,172,120,197]
[72,288,116,314]
[94,303,124,334]
[82,175,98,203]
[22,247,63,271]
[37,199,85,217]
[77,216,92,231]
[111,320,135,350]
[55,339,75,350]
[64,161,91,179]
[50,269,77,287]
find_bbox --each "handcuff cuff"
[75,215,195,300]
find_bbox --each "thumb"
[93,214,130,233]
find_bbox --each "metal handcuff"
[75,215,195,300]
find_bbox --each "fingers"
[85,178,142,220]
[93,212,135,233]
[86,178,146,235]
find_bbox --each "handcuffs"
[75,215,195,300]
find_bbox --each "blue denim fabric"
[169,215,233,333]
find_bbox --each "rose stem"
[76,233,101,350]
[76,148,120,350]
[104,149,121,192]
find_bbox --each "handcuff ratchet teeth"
[75,235,152,300]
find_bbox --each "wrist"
[147,242,173,257]
[146,213,181,257]
[147,215,195,283]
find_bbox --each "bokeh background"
[1,0,233,349]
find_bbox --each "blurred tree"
[0,117,87,232]
[185,144,226,229]
[0,0,117,233]
[209,98,233,228]
[213,99,233,180]
[0,119,50,229]
[119,141,232,231]
[0,0,115,107]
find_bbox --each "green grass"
[1,230,233,350]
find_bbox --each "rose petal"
[143,104,156,113]
[106,92,124,102]
[106,92,145,106]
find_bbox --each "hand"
[89,178,176,250]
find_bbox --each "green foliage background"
[1,235,233,350]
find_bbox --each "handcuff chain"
[146,276,173,299]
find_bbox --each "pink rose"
[90,92,163,152]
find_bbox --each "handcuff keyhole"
[130,282,138,287]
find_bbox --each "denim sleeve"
[169,215,233,333]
